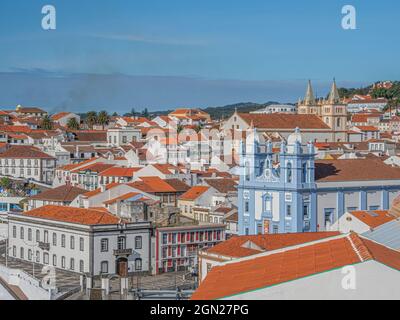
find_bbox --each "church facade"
[238,129,400,236]
[298,79,348,142]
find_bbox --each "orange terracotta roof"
[29,185,87,202]
[238,113,330,130]
[71,163,115,173]
[192,233,400,300]
[349,210,396,228]
[51,112,73,121]
[0,145,55,159]
[99,167,140,177]
[59,157,102,171]
[179,186,210,201]
[315,159,400,182]
[206,232,340,258]
[22,205,121,225]
[355,126,379,132]
[129,176,177,193]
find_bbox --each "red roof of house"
[191,233,400,300]
[238,113,330,130]
[206,232,340,258]
[51,112,73,121]
[129,176,177,193]
[98,167,141,177]
[355,126,379,132]
[21,205,121,225]
[349,210,396,228]
[179,186,210,201]
[315,159,400,182]
[0,145,55,159]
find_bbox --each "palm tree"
[40,115,53,130]
[97,111,110,129]
[86,111,98,129]
[67,117,80,130]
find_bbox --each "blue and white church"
[238,128,400,235]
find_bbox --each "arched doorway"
[116,258,128,277]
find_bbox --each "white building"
[51,112,81,128]
[8,206,152,276]
[107,128,141,147]
[0,145,56,184]
[250,104,296,114]
[330,210,397,234]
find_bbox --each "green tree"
[86,111,98,129]
[40,115,53,130]
[0,177,12,191]
[67,117,80,130]
[142,108,150,119]
[97,111,110,129]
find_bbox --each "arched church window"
[287,162,292,183]
[245,162,250,181]
[302,163,307,183]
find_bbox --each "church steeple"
[304,80,316,105]
[328,78,340,104]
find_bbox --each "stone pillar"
[80,275,85,292]
[101,276,110,297]
[120,277,129,297]
[86,275,93,295]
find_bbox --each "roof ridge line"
[346,233,373,262]
[218,233,347,266]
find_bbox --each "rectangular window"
[118,237,126,250]
[53,233,57,246]
[135,236,142,250]
[53,255,57,267]
[61,234,66,248]
[286,205,292,217]
[101,261,109,274]
[303,204,309,218]
[101,239,109,252]
[79,237,84,252]
[70,236,75,250]
[70,258,75,271]
[245,201,249,213]
[135,259,142,271]
[79,260,84,273]
[61,256,66,269]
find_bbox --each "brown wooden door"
[118,260,128,277]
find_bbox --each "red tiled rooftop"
[21,205,121,225]
[179,186,210,201]
[350,210,396,229]
[192,234,400,300]
[315,159,400,182]
[206,232,340,258]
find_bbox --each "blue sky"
[0,0,399,112]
